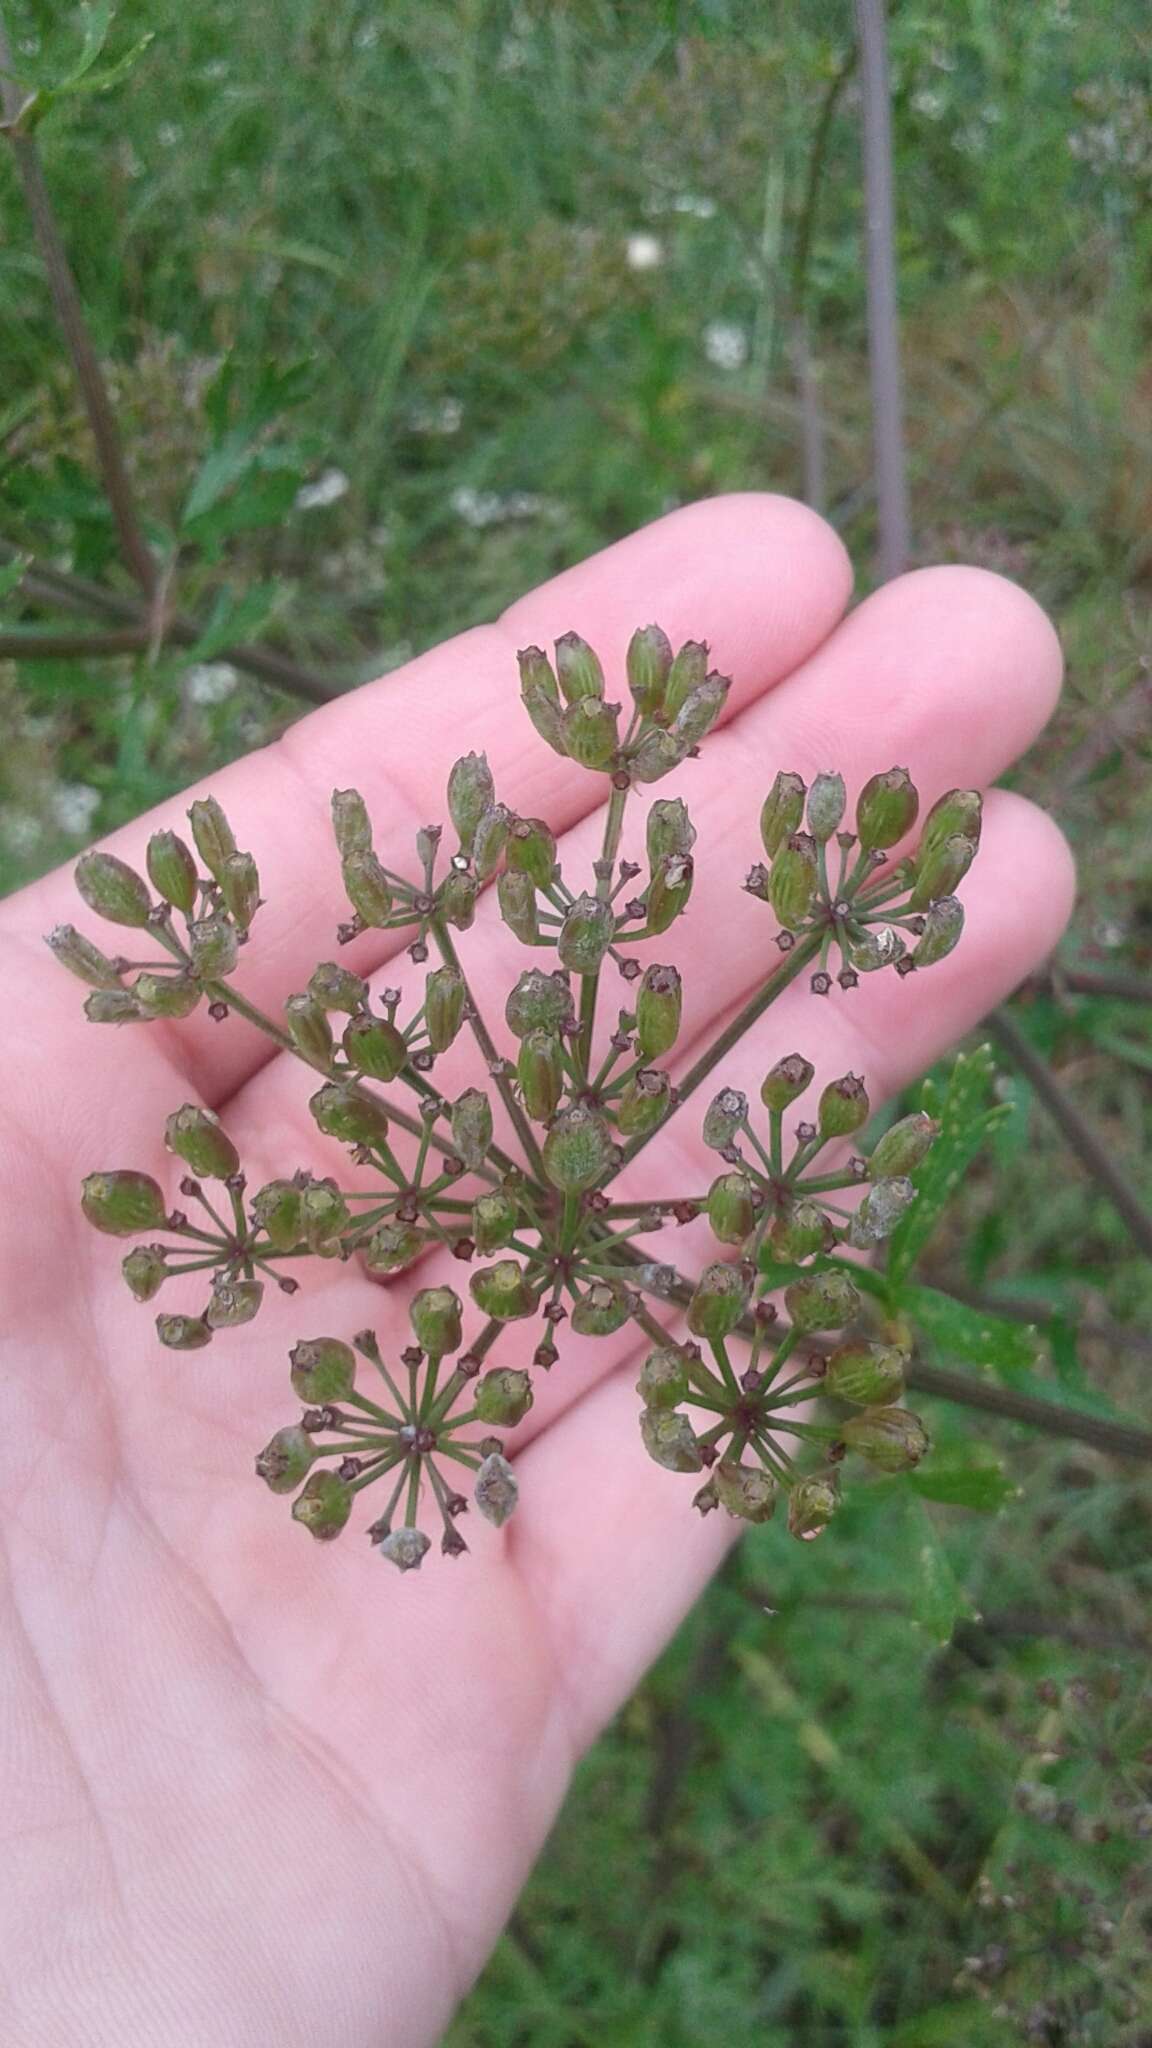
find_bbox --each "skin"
[0,495,1073,2046]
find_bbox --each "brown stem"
[854,0,910,580]
[1030,964,1152,1005]
[906,1359,1152,1462]
[987,1007,1152,1266]
[0,539,342,704]
[0,14,157,599]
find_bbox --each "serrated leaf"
[904,1282,1039,1379]
[908,1500,974,1641]
[886,1046,1006,1285]
[909,1458,1018,1511]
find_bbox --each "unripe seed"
[518,1030,564,1122]
[707,1171,756,1245]
[122,1244,167,1301]
[542,1105,614,1191]
[165,1104,239,1179]
[554,630,604,702]
[286,992,335,1069]
[292,1469,352,1539]
[309,1081,391,1146]
[146,830,198,913]
[251,1179,303,1251]
[869,1112,938,1179]
[636,1347,689,1410]
[760,772,806,859]
[687,1261,752,1342]
[290,1337,357,1403]
[343,1010,406,1081]
[787,1472,840,1539]
[189,796,237,879]
[818,1072,870,1138]
[330,787,373,859]
[646,797,695,865]
[761,1053,815,1111]
[635,963,682,1059]
[663,639,709,721]
[855,766,919,851]
[451,1088,493,1168]
[378,1527,431,1571]
[256,1424,315,1493]
[188,914,238,979]
[341,850,392,925]
[640,1407,703,1473]
[475,1451,518,1526]
[824,1341,906,1406]
[784,1269,861,1333]
[75,851,152,928]
[615,1067,671,1138]
[410,1285,464,1356]
[558,893,615,973]
[505,969,572,1039]
[469,1259,538,1320]
[447,753,495,854]
[474,1366,534,1425]
[913,895,965,966]
[646,853,694,934]
[769,832,817,929]
[626,622,673,716]
[425,965,466,1052]
[156,1313,213,1350]
[220,850,260,930]
[309,961,369,1013]
[714,1461,777,1523]
[703,1086,747,1151]
[81,1170,167,1237]
[841,1405,930,1470]
[45,923,123,989]
[497,868,539,944]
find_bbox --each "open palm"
[0,496,1072,2047]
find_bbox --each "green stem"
[429,919,546,1181]
[577,782,630,1082]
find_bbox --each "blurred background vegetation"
[2,2,1151,2041]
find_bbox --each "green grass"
[2,2,1151,2040]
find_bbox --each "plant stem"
[907,1360,1152,1462]
[854,0,910,580]
[577,781,629,1081]
[988,1007,1152,1265]
[429,919,545,1180]
[0,13,158,600]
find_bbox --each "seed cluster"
[55,624,983,1571]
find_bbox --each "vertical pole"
[854,0,910,579]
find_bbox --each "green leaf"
[1048,1309,1086,1391]
[0,553,31,607]
[181,431,258,526]
[903,1282,1039,1379]
[907,1499,974,1641]
[183,582,283,664]
[909,1458,1019,1512]
[886,1045,1007,1285]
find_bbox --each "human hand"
[0,496,1072,2046]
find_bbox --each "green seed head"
[363,1220,424,1275]
[378,1527,432,1571]
[635,963,682,1060]
[542,1105,614,1191]
[256,1424,316,1494]
[909,832,977,910]
[636,1347,690,1410]
[663,639,709,721]
[469,1258,539,1321]
[286,992,336,1070]
[554,630,605,702]
[439,871,479,929]
[769,832,818,929]
[146,830,198,913]
[164,1103,240,1180]
[841,1405,930,1471]
[615,1067,671,1138]
[451,1087,493,1169]
[84,989,146,1024]
[784,1268,861,1333]
[309,1081,391,1147]
[646,853,694,934]
[343,1010,406,1081]
[134,971,202,1019]
[707,1171,756,1246]
[869,1111,938,1179]
[497,867,539,944]
[472,802,514,882]
[425,964,466,1052]
[45,923,123,990]
[629,729,685,784]
[251,1178,303,1252]
[920,787,982,860]
[121,1244,167,1301]
[759,772,806,859]
[410,1285,464,1357]
[447,752,496,854]
[558,893,616,974]
[156,1313,213,1351]
[570,1281,631,1337]
[855,767,919,851]
[474,1366,534,1426]
[848,1175,916,1248]
[687,1260,752,1342]
[505,968,573,1040]
[912,895,965,967]
[770,1197,829,1263]
[640,1407,703,1473]
[309,961,369,1013]
[824,1341,906,1406]
[714,1461,777,1524]
[506,816,558,889]
[472,1188,518,1253]
[300,1179,349,1253]
[81,1170,167,1237]
[787,1472,840,1539]
[292,1469,353,1540]
[330,787,373,860]
[626,622,674,716]
[475,1451,519,1527]
[517,645,561,705]
[189,796,238,879]
[562,697,620,769]
[206,1278,264,1329]
[646,796,696,866]
[188,914,238,980]
[702,1086,747,1151]
[220,851,260,931]
[290,1336,357,1403]
[75,851,152,929]
[341,850,393,925]
[518,1030,564,1123]
[818,1072,870,1138]
[761,1052,815,1112]
[806,771,847,843]
[670,672,729,749]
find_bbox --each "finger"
[3,494,852,1109]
